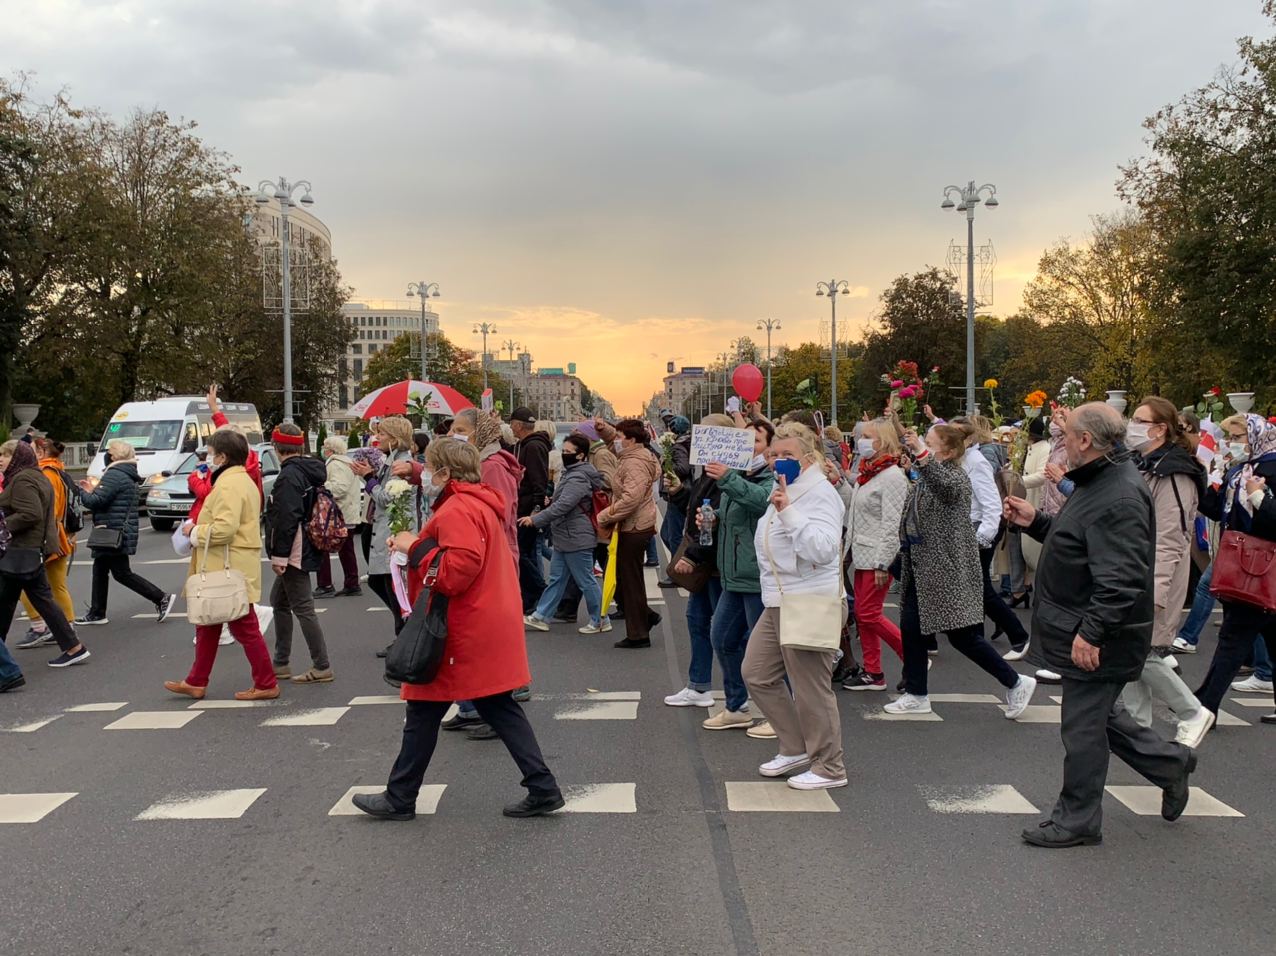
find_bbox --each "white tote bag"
[184,529,250,626]
[762,509,844,653]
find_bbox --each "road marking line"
[188,699,280,709]
[328,785,446,816]
[132,608,326,619]
[1105,785,1244,817]
[65,702,128,713]
[347,695,402,705]
[2,716,63,733]
[260,707,350,727]
[553,701,639,720]
[0,792,78,824]
[863,710,943,722]
[725,782,839,812]
[998,705,1061,723]
[559,783,636,813]
[532,691,641,701]
[1228,697,1273,708]
[926,693,1001,704]
[136,788,267,820]
[921,785,1039,814]
[105,711,202,730]
[1215,710,1250,726]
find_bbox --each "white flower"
[384,478,412,497]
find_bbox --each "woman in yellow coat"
[164,430,279,701]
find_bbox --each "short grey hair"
[322,435,347,456]
[454,408,479,429]
[1071,402,1125,453]
[106,439,136,461]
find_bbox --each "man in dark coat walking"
[1005,403,1197,848]
[510,408,551,614]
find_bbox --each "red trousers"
[853,569,903,675]
[186,604,278,690]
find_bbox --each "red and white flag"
[1197,431,1217,468]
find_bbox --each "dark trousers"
[617,530,654,640]
[517,523,546,613]
[900,580,1019,696]
[386,692,560,811]
[1053,677,1192,836]
[89,553,164,615]
[556,542,609,619]
[0,567,78,652]
[315,533,360,591]
[367,573,406,635]
[1196,598,1276,712]
[981,543,1028,646]
[271,566,329,669]
[659,501,686,563]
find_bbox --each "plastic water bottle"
[697,499,714,547]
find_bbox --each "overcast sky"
[5,1,1269,413]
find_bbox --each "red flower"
[1210,386,1222,396]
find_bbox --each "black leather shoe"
[647,611,662,629]
[466,722,499,740]
[334,587,363,597]
[1021,820,1102,848]
[313,586,335,597]
[442,713,484,731]
[0,675,26,693]
[502,791,566,817]
[1162,749,1198,821]
[614,637,651,649]
[1261,713,1276,725]
[351,791,415,821]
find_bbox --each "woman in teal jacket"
[699,420,774,729]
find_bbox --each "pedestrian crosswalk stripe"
[921,785,1039,814]
[724,782,839,812]
[132,608,327,619]
[0,792,77,823]
[347,695,401,705]
[1105,785,1244,818]
[260,707,350,727]
[863,709,943,721]
[136,788,267,820]
[926,693,1002,703]
[542,691,642,701]
[2,716,63,733]
[328,785,446,816]
[1228,697,1273,708]
[1215,710,1250,726]
[189,699,281,709]
[560,783,636,813]
[104,711,202,730]
[999,705,1061,723]
[553,701,639,720]
[65,702,128,713]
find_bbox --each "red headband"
[271,428,304,447]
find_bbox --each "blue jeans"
[645,537,659,565]
[710,589,763,711]
[534,548,603,625]
[1177,564,1215,646]
[685,577,723,691]
[660,502,686,562]
[1254,634,1273,682]
[0,638,21,683]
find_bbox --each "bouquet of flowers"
[1057,376,1086,409]
[882,360,925,425]
[383,477,416,534]
[658,432,677,478]
[1195,386,1226,421]
[1023,389,1048,418]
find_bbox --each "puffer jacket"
[531,460,602,553]
[714,465,773,593]
[848,460,909,572]
[81,461,143,555]
[265,454,330,574]
[515,430,552,517]
[598,444,660,533]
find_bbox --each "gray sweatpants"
[1121,651,1202,727]
[271,566,330,670]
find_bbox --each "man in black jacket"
[265,424,333,683]
[510,408,550,614]
[1005,403,1196,848]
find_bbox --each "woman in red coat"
[352,439,564,821]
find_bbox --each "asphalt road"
[1,525,1274,956]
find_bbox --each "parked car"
[143,445,282,531]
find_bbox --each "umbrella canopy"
[349,380,475,420]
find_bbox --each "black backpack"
[50,467,84,535]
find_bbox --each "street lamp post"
[406,280,440,382]
[941,180,999,415]
[500,338,520,409]
[815,280,850,426]
[472,322,497,390]
[255,176,314,423]
[756,318,781,419]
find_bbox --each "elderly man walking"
[1004,403,1197,848]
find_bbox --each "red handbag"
[1210,529,1276,613]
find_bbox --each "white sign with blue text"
[689,425,754,470]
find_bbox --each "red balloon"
[731,363,765,403]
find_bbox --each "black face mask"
[563,451,584,466]
[103,451,114,466]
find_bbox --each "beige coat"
[1020,439,1050,572]
[324,453,362,524]
[1144,469,1199,647]
[598,444,659,533]
[588,442,619,493]
[188,466,264,604]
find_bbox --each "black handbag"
[384,551,449,686]
[0,547,43,578]
[87,525,124,550]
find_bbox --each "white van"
[87,397,264,484]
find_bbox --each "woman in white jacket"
[742,422,848,792]
[842,418,909,691]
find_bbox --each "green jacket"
[714,466,773,593]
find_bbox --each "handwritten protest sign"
[689,424,754,470]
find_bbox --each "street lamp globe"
[299,192,314,206]
[984,195,999,208]
[941,197,955,209]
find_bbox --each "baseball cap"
[510,407,536,424]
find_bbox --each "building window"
[353,359,363,377]
[351,344,362,355]
[369,344,379,354]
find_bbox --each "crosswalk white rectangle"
[863,709,943,722]
[1215,710,1250,726]
[921,785,1039,814]
[65,702,128,713]
[347,695,402,706]
[725,782,839,812]
[999,705,1061,723]
[189,699,280,709]
[0,792,77,823]
[260,707,350,727]
[1105,785,1244,817]
[554,701,639,720]
[104,711,202,730]
[560,783,636,813]
[2,716,63,733]
[328,785,446,816]
[1228,697,1273,708]
[927,693,1001,704]
[136,788,267,820]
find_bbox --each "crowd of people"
[2,383,1274,844]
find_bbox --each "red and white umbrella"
[349,380,475,420]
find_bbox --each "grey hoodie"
[531,460,603,553]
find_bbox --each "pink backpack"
[306,487,348,552]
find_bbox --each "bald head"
[1065,402,1125,468]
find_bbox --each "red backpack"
[582,489,611,542]
[306,486,349,552]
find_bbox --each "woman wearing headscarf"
[0,441,88,668]
[13,438,77,650]
[1194,413,1276,724]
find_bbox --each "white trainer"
[1171,637,1197,654]
[523,615,550,632]
[1004,675,1038,720]
[1231,675,1274,693]
[1164,654,1180,670]
[788,770,849,791]
[578,618,613,635]
[664,687,714,708]
[759,753,811,777]
[883,693,931,715]
[1175,708,1216,749]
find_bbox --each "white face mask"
[748,453,767,472]
[614,440,623,454]
[451,434,470,443]
[856,438,877,458]
[1125,422,1151,450]
[1229,442,1248,461]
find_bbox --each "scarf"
[857,454,900,486]
[1223,413,1276,527]
[3,441,39,482]
[1039,430,1071,516]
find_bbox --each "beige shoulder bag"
[185,525,250,626]
[762,496,845,653]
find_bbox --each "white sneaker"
[1004,675,1037,720]
[664,687,714,708]
[787,770,848,791]
[759,752,811,777]
[1231,675,1274,693]
[578,618,613,635]
[1171,637,1197,654]
[1175,708,1216,749]
[1164,654,1179,670]
[218,632,235,646]
[523,615,550,632]
[883,693,931,715]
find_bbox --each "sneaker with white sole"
[664,687,714,708]
[578,619,612,635]
[47,648,90,668]
[1004,675,1038,720]
[842,671,887,691]
[156,594,177,623]
[1231,675,1274,693]
[523,615,550,632]
[787,770,849,791]
[1171,637,1197,654]
[746,720,777,739]
[15,629,57,650]
[73,614,108,626]
[702,709,752,730]
[1164,654,1179,670]
[1174,708,1216,749]
[883,693,931,715]
[1035,668,1062,684]
[759,753,811,777]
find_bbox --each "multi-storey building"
[328,301,439,431]
[524,368,584,423]
[663,366,709,417]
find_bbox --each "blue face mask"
[773,458,801,485]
